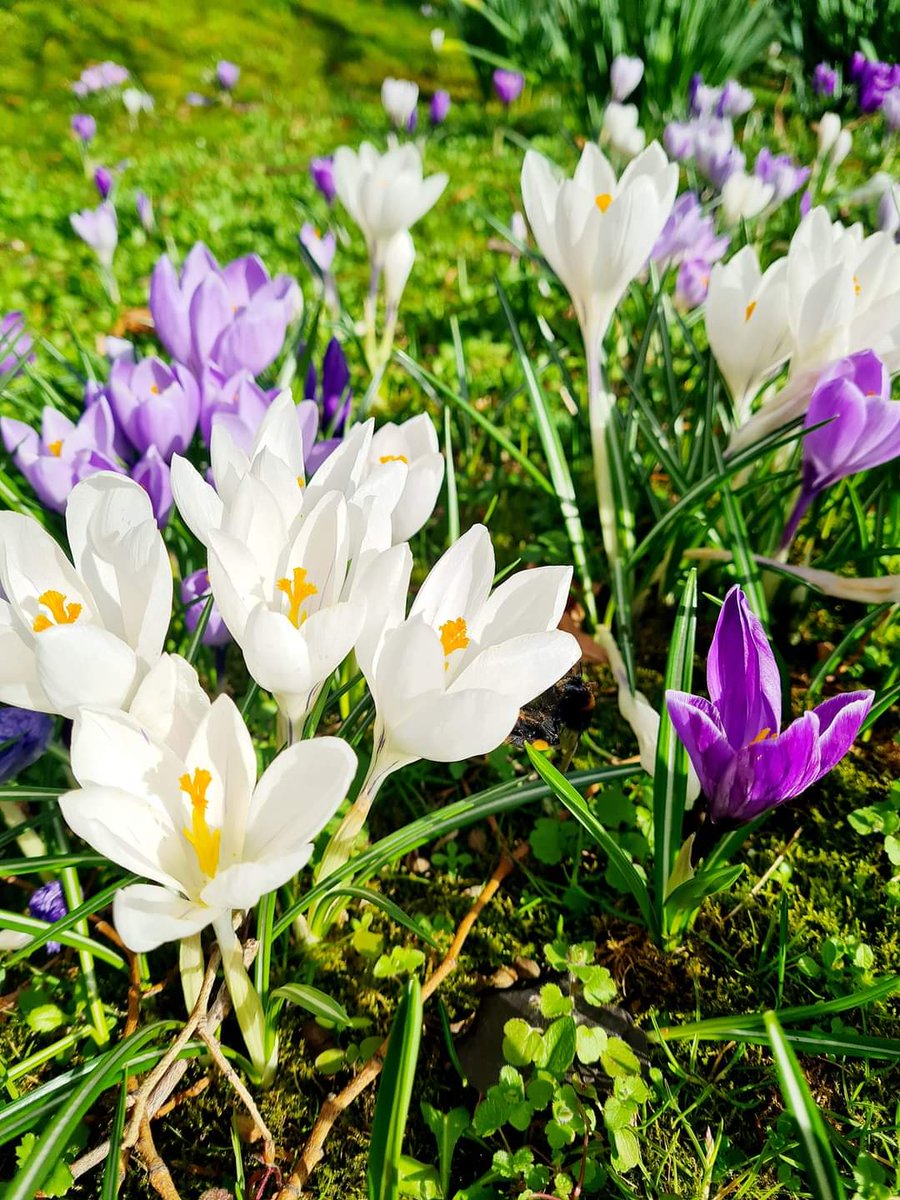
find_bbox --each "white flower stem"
[363,260,382,373]
[586,336,619,570]
[179,933,205,1015]
[214,915,277,1087]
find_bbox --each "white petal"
[113,884,217,953]
[170,454,224,546]
[35,625,140,717]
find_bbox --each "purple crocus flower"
[107,356,200,460]
[1,400,122,512]
[198,364,279,447]
[310,155,336,205]
[149,243,301,378]
[73,61,129,96]
[430,89,450,125]
[800,188,812,219]
[299,223,336,274]
[216,60,240,90]
[781,350,900,546]
[28,882,67,956]
[877,183,900,239]
[0,706,53,784]
[813,63,837,97]
[186,91,212,107]
[850,52,866,82]
[667,586,873,824]
[70,202,118,270]
[854,57,900,112]
[716,80,754,118]
[663,121,695,162]
[493,69,524,106]
[754,148,811,205]
[652,192,730,269]
[0,312,34,378]
[306,337,351,442]
[676,258,713,308]
[94,166,113,201]
[132,446,173,527]
[691,119,743,187]
[136,190,155,232]
[71,113,96,142]
[182,568,230,646]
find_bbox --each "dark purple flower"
[493,69,524,107]
[28,881,67,955]
[850,51,866,82]
[310,156,336,205]
[181,568,230,646]
[149,243,301,377]
[754,147,811,205]
[216,60,240,90]
[782,350,900,546]
[107,356,200,460]
[430,90,450,125]
[136,190,155,232]
[132,446,173,526]
[652,192,729,269]
[1,400,122,512]
[306,337,351,438]
[667,586,873,823]
[0,706,53,784]
[71,113,96,142]
[854,57,900,112]
[94,166,113,201]
[1,312,34,378]
[813,63,837,97]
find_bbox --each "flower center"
[379,454,408,464]
[853,274,861,297]
[150,384,160,395]
[595,193,613,213]
[745,301,757,321]
[180,767,220,878]
[276,566,318,627]
[749,727,772,745]
[46,440,64,457]
[439,616,470,669]
[32,590,83,633]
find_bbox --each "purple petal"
[731,711,821,821]
[707,586,782,748]
[666,690,736,813]
[809,690,873,782]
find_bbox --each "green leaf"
[575,1024,608,1065]
[539,984,572,1019]
[315,1048,346,1075]
[269,984,352,1029]
[571,964,616,1006]
[397,1156,441,1200]
[368,978,424,1200]
[14,1133,73,1197]
[420,1103,469,1199]
[536,1018,577,1076]
[24,1003,66,1035]
[601,1038,641,1078]
[611,1127,641,1173]
[764,1011,848,1200]
[664,864,745,916]
[502,1019,543,1067]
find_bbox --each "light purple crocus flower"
[430,89,450,125]
[1,399,122,512]
[716,80,754,118]
[182,567,230,647]
[610,54,643,102]
[813,63,837,97]
[94,166,113,201]
[310,156,336,205]
[652,192,730,269]
[136,190,155,232]
[0,312,34,378]
[198,365,279,447]
[107,356,200,460]
[781,350,900,546]
[877,183,900,239]
[216,60,240,90]
[300,223,336,274]
[70,202,118,270]
[28,881,67,956]
[132,445,173,526]
[754,148,811,205]
[149,243,301,377]
[663,121,695,162]
[71,113,96,142]
[667,586,873,824]
[676,258,713,308]
[186,91,212,107]
[493,69,524,106]
[73,61,129,96]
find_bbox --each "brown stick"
[196,1020,276,1163]
[275,842,529,1199]
[137,1116,182,1200]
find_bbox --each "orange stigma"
[439,616,470,668]
[276,567,318,627]
[745,300,757,321]
[595,193,613,213]
[379,454,408,464]
[46,440,63,457]
[32,590,82,633]
[181,768,220,878]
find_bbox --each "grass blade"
[368,977,423,1200]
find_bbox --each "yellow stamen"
[379,454,408,464]
[46,440,63,457]
[749,727,772,745]
[276,566,318,627]
[531,739,550,752]
[745,300,757,321]
[32,590,82,634]
[853,274,861,297]
[439,616,470,669]
[150,384,160,395]
[180,767,220,878]
[595,193,613,213]
[296,475,305,489]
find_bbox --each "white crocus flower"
[128,653,211,758]
[720,171,774,225]
[521,141,676,567]
[171,391,313,546]
[368,414,444,543]
[817,112,841,158]
[317,525,580,884]
[609,54,644,102]
[208,489,365,725]
[60,693,356,1080]
[332,142,447,271]
[381,77,419,128]
[0,474,171,717]
[602,102,646,160]
[705,246,792,421]
[383,230,416,316]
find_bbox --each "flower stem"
[214,915,277,1087]
[0,800,46,861]
[179,933,205,1016]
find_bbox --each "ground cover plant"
[0,2,899,1198]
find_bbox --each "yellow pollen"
[180,768,220,878]
[745,300,757,321]
[749,727,772,745]
[853,274,861,296]
[439,616,470,669]
[150,384,160,395]
[531,739,550,752]
[32,590,82,633]
[595,192,613,213]
[276,566,318,627]
[296,475,305,489]
[379,454,408,464]
[46,440,63,457]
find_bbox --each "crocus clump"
[493,69,524,107]
[0,705,54,783]
[781,350,900,546]
[667,586,873,823]
[149,243,301,378]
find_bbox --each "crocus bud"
[70,202,118,270]
[216,60,240,90]
[877,183,900,238]
[603,101,645,159]
[884,88,900,131]
[429,89,450,125]
[430,28,445,51]
[492,68,524,106]
[384,230,415,312]
[663,120,694,161]
[94,166,113,200]
[817,111,841,156]
[310,155,336,204]
[28,881,67,955]
[609,54,643,102]
[381,77,419,129]
[71,113,96,142]
[720,172,773,225]
[831,128,852,167]
[300,223,336,273]
[675,258,712,308]
[136,190,155,232]
[0,706,53,784]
